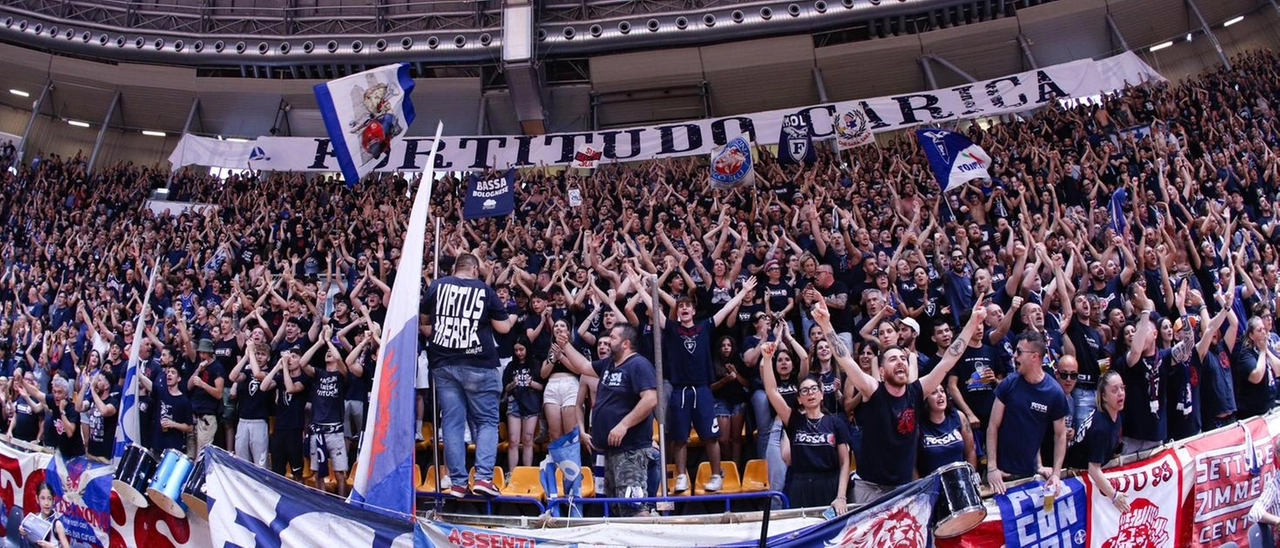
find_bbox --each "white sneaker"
[704,474,723,492]
[674,474,690,492]
[440,475,452,490]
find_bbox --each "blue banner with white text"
[994,477,1087,548]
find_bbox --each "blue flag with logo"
[777,113,816,166]
[1110,187,1127,236]
[463,169,516,220]
[994,477,1087,548]
[45,455,114,547]
[916,128,992,193]
[314,63,416,187]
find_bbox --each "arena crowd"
[2,49,1280,516]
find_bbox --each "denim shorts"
[713,398,745,418]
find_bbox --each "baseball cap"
[900,317,921,335]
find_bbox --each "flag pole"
[430,213,443,510]
[651,274,670,509]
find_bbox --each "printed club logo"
[248,147,270,162]
[710,137,753,187]
[1101,498,1170,548]
[829,501,927,548]
[836,109,869,141]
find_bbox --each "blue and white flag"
[462,169,515,220]
[1109,187,1127,236]
[777,113,816,166]
[205,446,414,547]
[349,122,442,518]
[113,255,161,464]
[994,477,1086,548]
[44,455,114,547]
[314,63,417,186]
[834,106,875,150]
[416,520,581,547]
[709,136,757,189]
[916,128,992,194]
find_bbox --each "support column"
[924,54,978,83]
[1017,34,1038,69]
[168,97,200,189]
[1186,0,1231,69]
[920,56,938,89]
[1272,0,1280,17]
[812,66,829,103]
[17,81,51,164]
[87,91,120,173]
[1106,13,1130,52]
[476,95,488,135]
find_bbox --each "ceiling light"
[1150,41,1174,52]
[1224,16,1243,27]
[225,137,249,143]
[9,89,28,98]
[67,120,89,127]
[142,130,167,137]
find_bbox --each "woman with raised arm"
[759,335,849,515]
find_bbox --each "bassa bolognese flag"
[462,169,516,220]
[916,128,992,194]
[348,121,443,517]
[314,63,417,186]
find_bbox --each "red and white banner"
[1181,418,1277,548]
[1083,449,1185,548]
[0,440,209,548]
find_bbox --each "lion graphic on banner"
[1101,499,1170,548]
[347,74,404,164]
[830,503,926,548]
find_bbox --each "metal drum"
[113,444,157,508]
[931,462,986,538]
[146,449,192,518]
[180,454,208,520]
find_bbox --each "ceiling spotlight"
[142,130,167,137]
[67,120,90,128]
[9,89,28,98]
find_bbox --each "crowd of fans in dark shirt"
[2,49,1280,512]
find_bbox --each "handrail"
[415,490,548,515]
[545,491,789,518]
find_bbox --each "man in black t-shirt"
[186,339,225,459]
[309,334,350,495]
[81,369,119,461]
[822,298,986,505]
[422,254,516,498]
[26,376,85,458]
[230,342,272,468]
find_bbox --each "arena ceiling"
[0,0,1272,141]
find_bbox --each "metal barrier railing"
[415,491,548,515]
[546,491,790,518]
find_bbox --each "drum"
[931,462,986,538]
[146,449,192,518]
[180,455,208,520]
[113,444,157,508]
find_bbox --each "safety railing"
[415,490,548,515]
[546,491,789,518]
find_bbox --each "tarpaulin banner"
[1083,449,1186,548]
[994,477,1087,547]
[205,446,413,547]
[0,439,209,548]
[719,476,939,548]
[462,169,516,220]
[168,52,1162,172]
[416,520,589,548]
[1182,418,1276,548]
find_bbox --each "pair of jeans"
[751,390,772,459]
[435,364,501,484]
[766,417,787,505]
[1071,386,1097,434]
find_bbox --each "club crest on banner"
[777,113,816,166]
[709,136,756,189]
[835,108,875,149]
[248,147,270,162]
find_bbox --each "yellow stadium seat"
[416,423,435,451]
[346,461,358,486]
[741,459,769,492]
[693,461,741,495]
[499,466,546,501]
[413,464,422,489]
[419,465,445,492]
[555,467,596,498]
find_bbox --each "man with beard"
[1085,236,1137,315]
[815,297,986,504]
[559,324,657,516]
[80,369,119,462]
